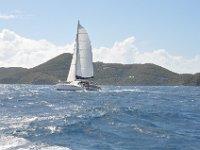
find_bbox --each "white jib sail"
[67,43,77,82]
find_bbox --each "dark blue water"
[0,85,199,150]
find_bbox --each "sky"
[0,0,200,73]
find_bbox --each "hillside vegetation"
[0,53,199,86]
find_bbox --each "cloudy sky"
[0,0,200,74]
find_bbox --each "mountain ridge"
[0,53,199,86]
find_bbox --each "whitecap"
[41,100,56,108]
[0,135,72,150]
[113,88,143,93]
[0,135,29,150]
[101,86,143,93]
[7,96,14,100]
[1,116,38,130]
[133,126,145,133]
[44,126,62,134]
[132,124,150,134]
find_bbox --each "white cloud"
[133,49,200,73]
[0,29,73,68]
[0,10,32,20]
[93,37,138,64]
[0,29,199,74]
[93,37,200,74]
[0,13,16,20]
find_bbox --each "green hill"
[93,62,183,85]
[0,67,28,84]
[0,53,199,86]
[18,53,72,84]
[182,73,200,86]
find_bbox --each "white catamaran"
[56,21,101,91]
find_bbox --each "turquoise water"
[0,85,200,150]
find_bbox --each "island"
[0,53,199,86]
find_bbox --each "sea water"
[0,84,199,150]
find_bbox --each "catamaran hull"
[84,84,101,91]
[56,82,101,91]
[56,83,82,91]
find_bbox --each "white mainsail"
[67,21,93,82]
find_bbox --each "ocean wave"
[0,85,200,149]
[0,135,71,150]
[0,116,38,129]
[101,87,144,93]
[0,135,29,150]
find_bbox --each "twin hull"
[56,81,101,91]
[56,83,82,91]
